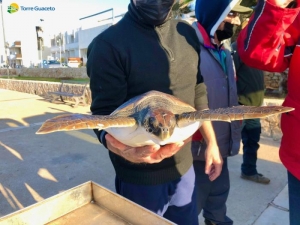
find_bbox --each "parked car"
[43,60,61,68]
[61,63,71,68]
[0,64,12,69]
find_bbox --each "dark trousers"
[288,171,300,225]
[241,119,261,175]
[193,158,233,225]
[115,166,198,225]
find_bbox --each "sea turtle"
[36,90,294,147]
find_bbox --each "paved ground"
[0,89,289,224]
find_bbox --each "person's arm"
[237,0,300,72]
[194,83,223,181]
[199,122,222,181]
[87,39,127,116]
[87,38,128,152]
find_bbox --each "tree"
[172,0,194,18]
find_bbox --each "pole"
[39,19,44,68]
[40,38,43,68]
[1,3,9,78]
[59,39,61,66]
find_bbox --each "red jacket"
[237,0,300,180]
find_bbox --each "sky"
[1,0,131,43]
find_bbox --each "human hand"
[268,0,295,8]
[150,137,191,162]
[105,134,190,164]
[204,143,223,181]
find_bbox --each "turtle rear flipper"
[36,114,136,134]
[177,105,294,125]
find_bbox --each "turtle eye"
[145,117,157,134]
[146,128,153,133]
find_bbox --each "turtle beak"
[159,116,176,140]
[160,112,176,141]
[159,126,174,141]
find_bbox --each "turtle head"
[143,109,176,141]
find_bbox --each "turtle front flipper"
[177,105,294,125]
[36,114,137,134]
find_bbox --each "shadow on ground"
[0,124,115,217]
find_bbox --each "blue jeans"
[241,119,261,175]
[193,158,233,225]
[288,171,300,225]
[115,166,198,225]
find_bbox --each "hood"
[195,0,239,40]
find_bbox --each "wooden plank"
[0,182,92,225]
[0,181,175,225]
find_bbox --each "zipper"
[154,26,174,61]
[208,47,228,79]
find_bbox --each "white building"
[5,7,123,67]
[49,9,124,67]
[48,24,113,67]
[0,5,195,69]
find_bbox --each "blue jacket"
[192,0,241,160]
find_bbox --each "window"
[70,35,74,43]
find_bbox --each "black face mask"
[216,22,234,42]
[135,0,175,26]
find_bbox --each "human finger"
[151,141,184,162]
[105,133,127,151]
[121,145,161,163]
[106,134,159,163]
[209,161,223,181]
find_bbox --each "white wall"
[78,24,111,50]
[20,26,39,67]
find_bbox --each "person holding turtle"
[86,0,221,224]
